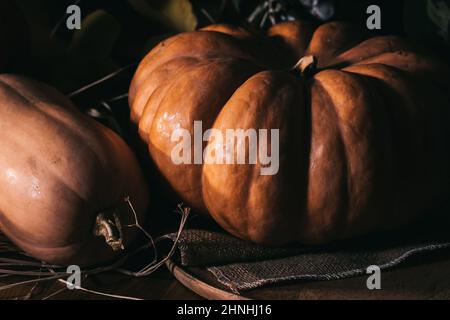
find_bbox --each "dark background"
[8,0,448,114]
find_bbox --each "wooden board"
[166,260,248,300]
[0,267,202,300]
[2,224,450,300]
[1,249,450,300]
[166,248,450,300]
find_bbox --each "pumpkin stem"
[291,55,318,76]
[94,212,125,251]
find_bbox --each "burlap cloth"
[166,223,450,293]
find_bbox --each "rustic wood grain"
[2,251,450,300]
[0,268,201,300]
[168,249,450,300]
[1,232,450,300]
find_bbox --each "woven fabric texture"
[167,227,450,293]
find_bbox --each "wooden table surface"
[2,215,450,300]
[1,248,450,300]
[0,267,202,300]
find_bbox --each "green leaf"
[69,10,121,61]
[232,0,241,12]
[49,10,123,93]
[128,0,197,32]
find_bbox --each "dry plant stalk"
[0,199,190,300]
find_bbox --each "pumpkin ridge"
[131,57,200,123]
[202,71,306,244]
[145,58,227,135]
[317,68,406,237]
[305,22,368,68]
[0,130,92,205]
[345,63,450,215]
[242,74,296,242]
[309,79,349,241]
[0,76,110,171]
[0,97,107,198]
[130,55,198,107]
[0,132,100,247]
[8,128,103,204]
[352,52,450,92]
[147,58,261,210]
[332,36,412,69]
[136,60,205,140]
[343,65,418,226]
[323,71,372,234]
[137,62,202,141]
[0,77,109,176]
[345,68,400,230]
[132,31,261,93]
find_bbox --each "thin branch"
[248,2,268,23]
[200,8,216,24]
[57,278,142,300]
[67,64,137,98]
[41,286,67,300]
[118,204,190,277]
[106,93,129,103]
[0,275,64,291]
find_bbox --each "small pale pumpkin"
[130,21,450,245]
[0,74,149,266]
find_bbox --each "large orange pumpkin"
[129,21,450,245]
[0,74,149,266]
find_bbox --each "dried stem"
[67,63,137,98]
[117,204,190,277]
[57,278,142,300]
[0,198,190,300]
[94,212,124,251]
[291,55,318,76]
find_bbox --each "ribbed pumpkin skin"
[129,21,450,245]
[0,75,149,266]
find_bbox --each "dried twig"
[68,64,137,98]
[0,199,191,300]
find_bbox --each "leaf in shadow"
[69,10,122,61]
[128,0,197,32]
